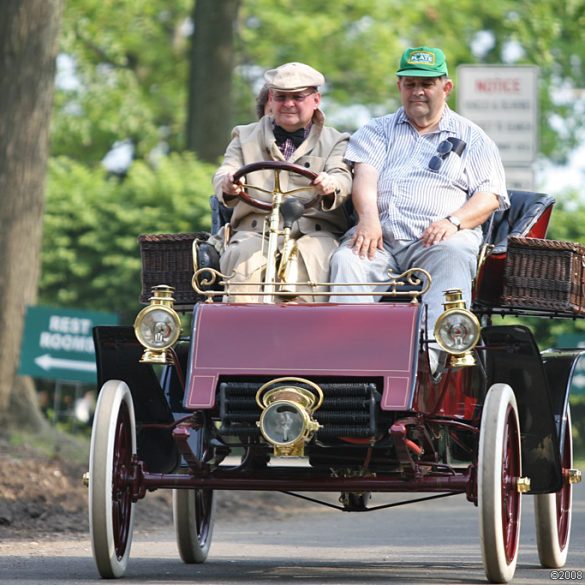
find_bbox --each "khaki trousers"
[220,230,340,303]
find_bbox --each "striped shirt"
[345,105,509,240]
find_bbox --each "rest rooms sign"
[457,65,539,165]
[18,306,118,383]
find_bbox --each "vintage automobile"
[87,161,582,583]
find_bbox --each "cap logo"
[407,51,435,66]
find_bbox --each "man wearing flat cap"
[329,47,509,375]
[213,62,352,302]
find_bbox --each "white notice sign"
[456,65,539,165]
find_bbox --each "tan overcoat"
[212,110,352,302]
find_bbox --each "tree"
[0,0,64,429]
[40,154,214,321]
[187,0,242,162]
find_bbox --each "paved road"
[1,487,583,585]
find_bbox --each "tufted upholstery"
[482,190,556,253]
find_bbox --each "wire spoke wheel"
[89,380,137,578]
[479,383,522,583]
[534,407,573,568]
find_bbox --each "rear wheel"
[534,407,573,568]
[173,488,216,563]
[478,383,522,584]
[89,380,136,578]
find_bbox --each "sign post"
[18,306,118,383]
[457,65,539,190]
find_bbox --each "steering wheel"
[232,161,321,212]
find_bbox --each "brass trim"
[255,377,324,457]
[256,376,324,412]
[191,267,432,303]
[567,468,582,484]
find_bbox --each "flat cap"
[264,62,325,92]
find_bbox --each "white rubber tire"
[173,487,216,563]
[534,407,573,568]
[479,383,522,584]
[89,380,137,578]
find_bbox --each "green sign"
[18,306,118,383]
[556,333,585,349]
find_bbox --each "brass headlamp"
[256,377,323,457]
[134,285,181,364]
[434,289,480,367]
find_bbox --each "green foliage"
[40,153,213,320]
[237,0,585,159]
[54,0,192,161]
[54,0,585,160]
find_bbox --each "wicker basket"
[501,237,585,314]
[138,232,210,306]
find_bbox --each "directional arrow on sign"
[35,354,97,373]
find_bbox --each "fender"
[482,324,562,493]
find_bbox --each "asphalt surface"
[0,485,583,585]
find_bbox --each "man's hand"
[420,218,458,247]
[221,173,245,196]
[350,216,384,260]
[312,171,336,196]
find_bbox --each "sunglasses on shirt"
[428,137,467,172]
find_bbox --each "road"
[1,487,583,585]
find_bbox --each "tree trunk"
[0,0,64,429]
[187,0,241,163]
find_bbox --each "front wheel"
[478,383,522,584]
[89,380,137,578]
[534,407,573,568]
[173,488,216,563]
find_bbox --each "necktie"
[274,125,306,148]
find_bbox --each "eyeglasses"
[272,91,316,103]
[428,137,466,172]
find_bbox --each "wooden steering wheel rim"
[232,161,320,211]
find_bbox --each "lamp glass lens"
[436,312,478,352]
[262,403,304,444]
[139,308,178,348]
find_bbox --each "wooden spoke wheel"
[173,487,216,563]
[478,383,522,584]
[89,380,137,578]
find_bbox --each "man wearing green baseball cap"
[330,46,509,376]
[396,46,449,77]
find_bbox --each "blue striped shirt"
[345,105,509,240]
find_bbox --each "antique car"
[87,161,582,582]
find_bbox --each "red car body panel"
[184,302,422,410]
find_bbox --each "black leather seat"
[195,197,232,275]
[482,190,555,252]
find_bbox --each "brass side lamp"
[134,285,181,364]
[434,289,481,367]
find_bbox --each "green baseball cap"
[396,47,448,77]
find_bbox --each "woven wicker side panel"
[501,237,585,313]
[138,232,210,304]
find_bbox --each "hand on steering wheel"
[231,161,324,212]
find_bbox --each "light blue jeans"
[329,225,482,337]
